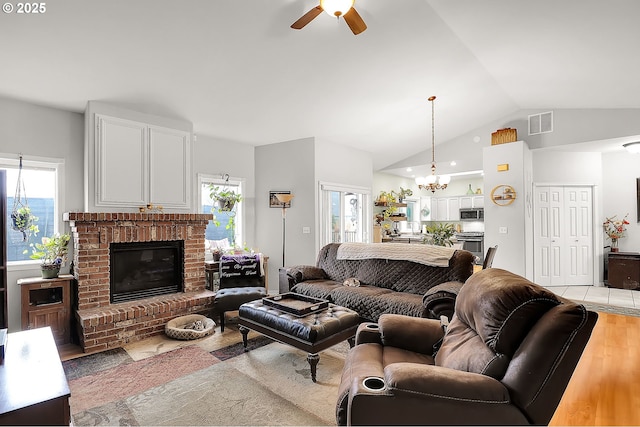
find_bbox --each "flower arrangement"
[603,214,629,240]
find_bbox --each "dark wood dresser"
[607,252,640,290]
[0,327,71,425]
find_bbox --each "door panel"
[534,186,594,286]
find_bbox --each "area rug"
[575,300,640,318]
[63,332,348,426]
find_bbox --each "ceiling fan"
[291,0,367,35]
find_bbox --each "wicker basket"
[491,128,518,145]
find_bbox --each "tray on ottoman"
[262,292,329,317]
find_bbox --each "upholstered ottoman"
[214,287,267,331]
[238,299,360,382]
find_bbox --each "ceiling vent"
[528,111,553,135]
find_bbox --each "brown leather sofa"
[336,268,598,426]
[280,243,475,321]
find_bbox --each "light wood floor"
[550,311,640,426]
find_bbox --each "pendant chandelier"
[415,96,450,193]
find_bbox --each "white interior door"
[534,186,594,286]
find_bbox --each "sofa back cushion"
[315,243,474,295]
[435,268,561,379]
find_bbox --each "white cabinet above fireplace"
[85,102,193,212]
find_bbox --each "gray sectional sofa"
[279,242,475,321]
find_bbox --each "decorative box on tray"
[262,293,329,317]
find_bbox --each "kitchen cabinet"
[92,113,192,211]
[447,198,460,221]
[460,195,484,208]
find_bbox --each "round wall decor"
[491,185,517,206]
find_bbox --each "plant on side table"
[27,233,71,279]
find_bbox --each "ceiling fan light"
[320,0,354,17]
[623,141,640,154]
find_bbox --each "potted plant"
[423,223,455,247]
[603,213,629,252]
[209,185,243,212]
[208,184,243,245]
[10,206,39,241]
[393,187,413,203]
[27,233,71,279]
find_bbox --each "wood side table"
[18,275,73,345]
[0,327,71,425]
[607,252,640,290]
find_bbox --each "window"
[319,182,371,248]
[2,156,63,264]
[198,174,244,247]
[398,198,420,233]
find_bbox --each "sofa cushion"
[435,268,561,379]
[291,280,341,301]
[329,285,393,321]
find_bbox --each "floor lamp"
[275,193,294,267]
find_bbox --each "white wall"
[601,150,640,253]
[0,96,84,332]
[483,141,532,278]
[255,138,316,290]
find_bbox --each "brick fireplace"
[64,212,215,353]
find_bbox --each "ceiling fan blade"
[291,6,323,30]
[343,7,367,35]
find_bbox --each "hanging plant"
[10,155,39,241]
[11,206,39,241]
[207,174,243,245]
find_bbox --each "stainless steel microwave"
[460,208,484,221]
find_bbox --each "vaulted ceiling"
[1,0,638,171]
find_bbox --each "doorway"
[533,185,595,286]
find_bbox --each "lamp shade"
[275,193,294,204]
[439,175,451,185]
[320,0,354,17]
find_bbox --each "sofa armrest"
[378,314,444,355]
[346,364,522,426]
[422,280,464,320]
[287,265,327,282]
[354,322,383,346]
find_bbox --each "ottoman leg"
[307,353,320,383]
[239,326,249,351]
[220,311,226,332]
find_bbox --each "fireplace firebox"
[110,240,184,303]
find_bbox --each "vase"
[611,238,619,252]
[41,265,60,279]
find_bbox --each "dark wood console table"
[0,327,71,425]
[607,252,640,290]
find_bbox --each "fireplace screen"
[110,240,184,303]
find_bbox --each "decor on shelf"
[603,214,629,252]
[423,223,455,247]
[490,184,517,206]
[209,173,242,245]
[138,203,164,213]
[27,233,71,279]
[10,155,39,241]
[275,192,294,267]
[415,96,451,193]
[393,187,413,203]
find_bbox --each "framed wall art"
[269,191,292,208]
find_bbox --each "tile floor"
[544,285,640,308]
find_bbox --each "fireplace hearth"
[64,212,215,353]
[110,240,184,303]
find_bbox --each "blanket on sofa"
[336,242,455,267]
